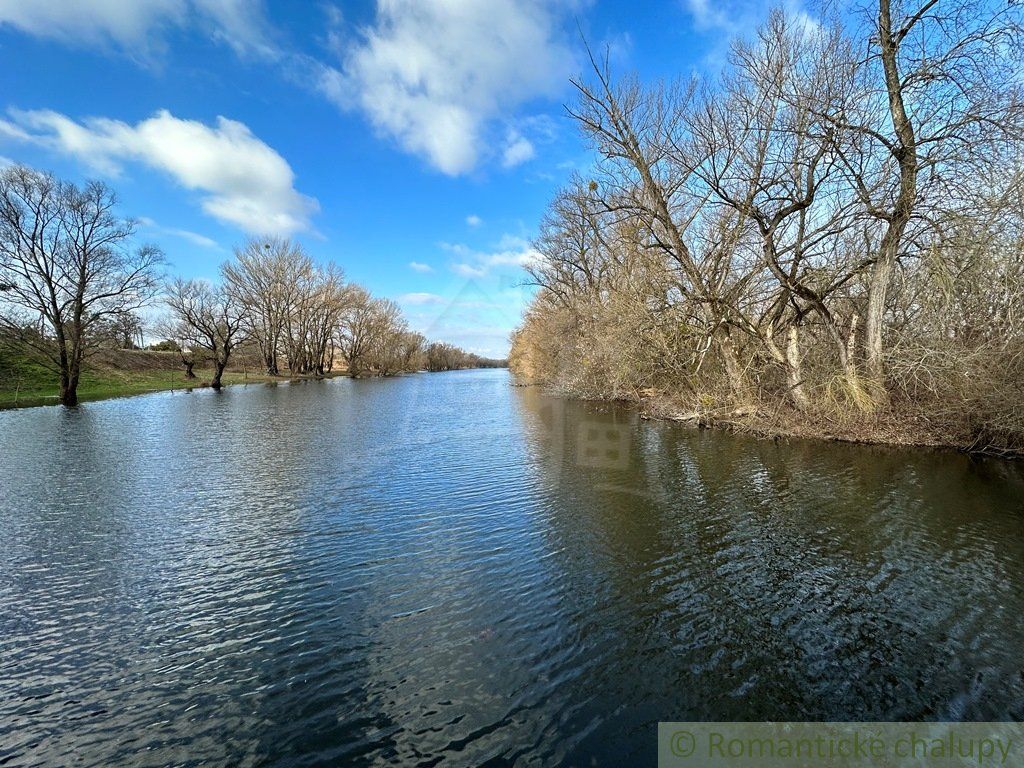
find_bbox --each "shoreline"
[0,370,347,411]
[524,384,1024,461]
[0,366,507,411]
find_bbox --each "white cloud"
[452,262,488,279]
[0,0,183,53]
[0,0,274,59]
[138,216,221,249]
[501,130,536,168]
[409,261,434,273]
[399,292,445,305]
[169,229,220,249]
[685,0,732,32]
[193,0,277,59]
[683,0,819,42]
[324,0,575,175]
[444,235,541,278]
[0,108,318,236]
[466,214,483,228]
[679,0,822,73]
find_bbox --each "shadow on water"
[0,370,1022,767]
[513,388,1024,762]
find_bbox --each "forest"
[0,166,502,407]
[510,0,1024,455]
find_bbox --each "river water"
[1,369,1022,766]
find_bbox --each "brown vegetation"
[510,0,1024,456]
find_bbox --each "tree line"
[510,0,1024,452]
[0,166,502,406]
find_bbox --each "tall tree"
[222,237,308,375]
[0,166,162,406]
[832,0,1024,389]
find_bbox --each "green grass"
[0,348,320,408]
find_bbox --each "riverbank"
[0,347,508,409]
[0,348,341,409]
[530,385,1024,459]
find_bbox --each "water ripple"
[1,372,1023,766]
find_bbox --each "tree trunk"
[865,0,918,394]
[59,373,77,406]
[829,312,872,410]
[864,227,903,386]
[61,358,80,406]
[183,361,196,379]
[716,329,749,402]
[784,326,810,410]
[765,324,809,410]
[211,359,227,390]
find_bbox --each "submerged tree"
[165,279,245,390]
[0,166,162,405]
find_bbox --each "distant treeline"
[511,1,1024,455]
[0,166,504,406]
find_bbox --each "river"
[1,369,1022,766]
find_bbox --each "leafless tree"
[567,49,755,399]
[154,316,202,379]
[164,278,244,389]
[828,0,1024,387]
[0,166,162,405]
[282,262,350,375]
[511,3,1024,451]
[222,237,307,375]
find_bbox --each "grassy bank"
[0,348,332,409]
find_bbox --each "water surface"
[1,369,1023,766]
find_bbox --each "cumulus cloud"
[409,261,434,273]
[0,0,275,59]
[324,0,575,175]
[465,214,483,228]
[0,108,317,235]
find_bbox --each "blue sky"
[0,0,769,356]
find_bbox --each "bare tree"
[336,285,374,376]
[164,278,244,390]
[690,13,867,408]
[282,262,350,375]
[828,0,1024,388]
[567,50,755,399]
[0,166,162,405]
[511,4,1024,451]
[222,237,308,375]
[91,310,145,349]
[154,317,202,379]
